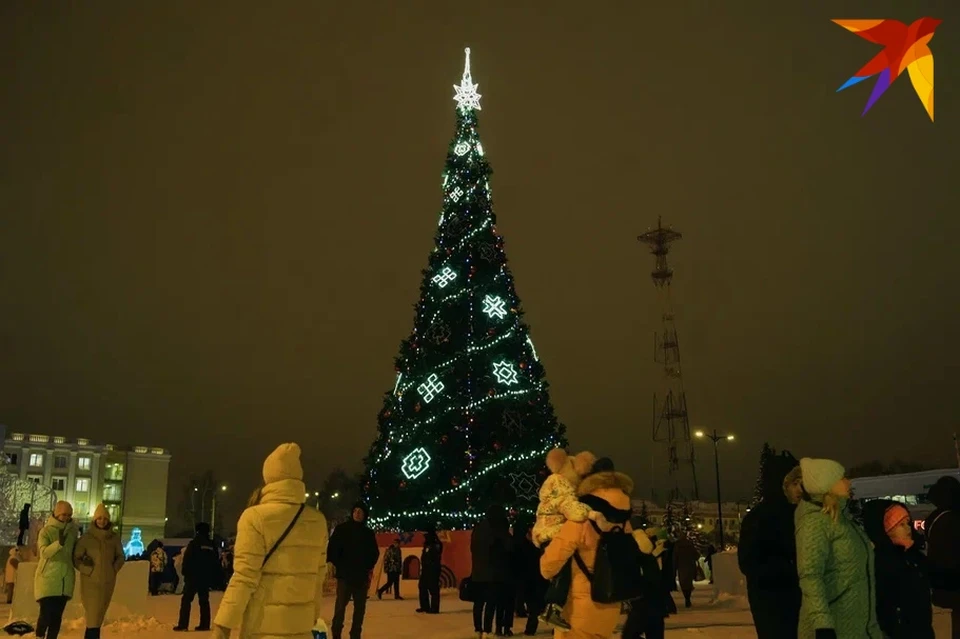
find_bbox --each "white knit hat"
[799,458,845,496]
[262,443,304,484]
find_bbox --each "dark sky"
[2,1,958,526]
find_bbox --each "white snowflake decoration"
[432,266,457,288]
[417,374,445,403]
[482,294,507,319]
[453,47,482,111]
[401,447,432,479]
[454,142,470,157]
[492,360,519,386]
[450,186,464,202]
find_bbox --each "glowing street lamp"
[694,428,736,548]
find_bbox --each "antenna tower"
[637,217,699,500]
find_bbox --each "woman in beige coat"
[73,504,125,639]
[212,443,329,639]
[541,460,635,639]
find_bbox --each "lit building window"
[29,453,43,468]
[76,478,90,492]
[103,483,122,501]
[78,457,91,471]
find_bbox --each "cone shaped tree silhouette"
[361,49,567,531]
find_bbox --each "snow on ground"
[1,584,952,638]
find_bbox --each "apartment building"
[2,431,171,545]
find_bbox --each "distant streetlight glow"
[693,428,736,549]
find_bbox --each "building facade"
[2,431,170,545]
[632,499,748,542]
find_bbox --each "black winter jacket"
[420,532,443,580]
[328,519,379,585]
[182,535,221,587]
[470,517,513,584]
[863,499,934,639]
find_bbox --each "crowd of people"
[738,454,960,639]
[12,443,960,639]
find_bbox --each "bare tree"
[317,468,361,526]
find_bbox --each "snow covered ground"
[2,584,952,638]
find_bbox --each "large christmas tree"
[362,48,567,531]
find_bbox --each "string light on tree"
[482,294,508,319]
[401,447,432,479]
[526,336,540,361]
[492,360,520,385]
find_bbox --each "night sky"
[2,1,958,527]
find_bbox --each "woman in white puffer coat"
[212,443,329,639]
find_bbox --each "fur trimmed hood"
[577,470,634,497]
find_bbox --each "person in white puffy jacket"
[212,443,329,639]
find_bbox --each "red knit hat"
[883,504,910,533]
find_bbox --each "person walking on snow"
[33,500,79,639]
[328,501,379,639]
[211,442,329,639]
[377,539,403,600]
[738,459,802,637]
[173,547,185,595]
[17,503,30,547]
[174,522,221,632]
[795,457,881,639]
[5,547,20,604]
[149,542,167,596]
[862,500,934,638]
[924,475,960,638]
[418,527,443,614]
[73,503,125,639]
[672,533,700,608]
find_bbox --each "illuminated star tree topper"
[453,47,482,112]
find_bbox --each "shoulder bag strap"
[262,503,306,568]
[573,550,592,580]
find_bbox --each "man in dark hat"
[328,502,379,639]
[417,524,443,614]
[175,522,221,632]
[737,453,802,638]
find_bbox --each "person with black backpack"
[541,458,650,638]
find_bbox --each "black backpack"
[573,520,659,604]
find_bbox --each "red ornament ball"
[519,362,527,369]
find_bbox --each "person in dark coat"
[621,527,676,639]
[17,503,30,547]
[328,502,380,639]
[861,499,934,638]
[672,533,700,608]
[737,459,802,638]
[417,527,443,614]
[174,522,221,632]
[470,503,514,636]
[514,524,547,636]
[377,539,402,600]
[925,475,960,638]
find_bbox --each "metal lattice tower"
[637,217,699,500]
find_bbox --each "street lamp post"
[695,429,735,549]
[211,484,227,534]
